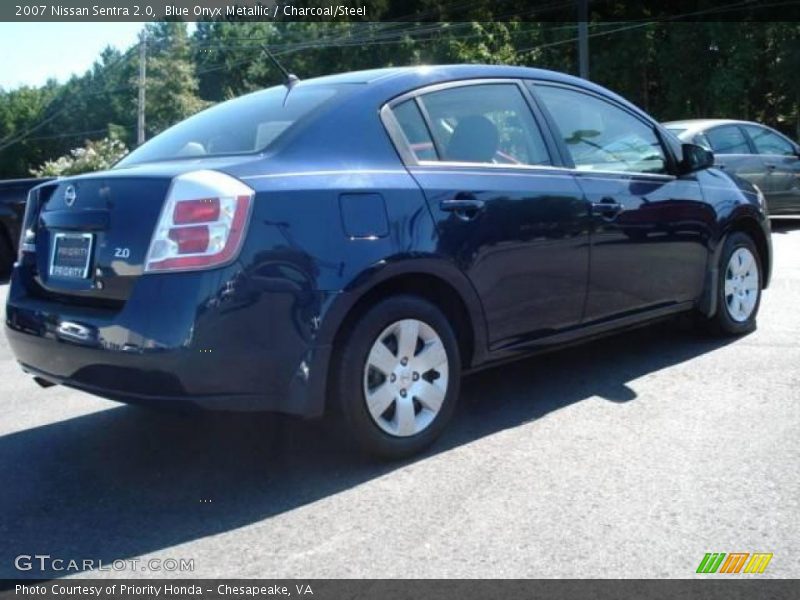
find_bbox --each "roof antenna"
[260,44,299,89]
[221,14,299,89]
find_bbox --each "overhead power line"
[0,44,139,153]
[22,125,132,143]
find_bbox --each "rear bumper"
[5,266,335,417]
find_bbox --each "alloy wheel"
[724,247,759,323]
[362,319,449,437]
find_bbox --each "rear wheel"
[334,295,461,459]
[706,231,762,335]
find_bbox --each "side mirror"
[680,143,714,173]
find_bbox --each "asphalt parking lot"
[0,221,798,580]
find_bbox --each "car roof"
[301,64,586,85]
[663,118,758,134]
[299,64,612,96]
[296,63,651,121]
[299,67,420,85]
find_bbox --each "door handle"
[765,163,777,170]
[440,198,486,220]
[591,197,623,218]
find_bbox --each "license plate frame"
[49,232,94,279]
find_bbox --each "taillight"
[169,226,210,254]
[18,228,36,261]
[173,198,220,224]
[18,188,40,262]
[144,170,254,273]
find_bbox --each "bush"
[31,137,128,177]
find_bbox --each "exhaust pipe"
[33,376,56,389]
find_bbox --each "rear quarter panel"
[218,83,489,357]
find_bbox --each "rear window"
[117,84,345,167]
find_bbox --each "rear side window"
[743,125,795,156]
[117,84,344,166]
[406,83,550,166]
[705,126,750,154]
[392,100,437,161]
[535,85,666,175]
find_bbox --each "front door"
[532,83,710,322]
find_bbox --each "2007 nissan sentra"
[5,65,772,458]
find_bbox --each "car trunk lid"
[25,176,172,305]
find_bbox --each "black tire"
[706,231,762,336]
[333,295,461,460]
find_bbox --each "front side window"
[535,85,666,174]
[743,125,795,156]
[407,83,551,166]
[704,126,750,155]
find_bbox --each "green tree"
[2,15,800,179]
[143,22,206,137]
[0,83,59,178]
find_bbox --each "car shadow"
[0,319,735,578]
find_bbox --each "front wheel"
[707,231,762,335]
[334,295,461,459]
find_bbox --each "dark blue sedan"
[6,65,772,458]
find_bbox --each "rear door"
[742,124,800,214]
[530,82,711,323]
[384,80,591,348]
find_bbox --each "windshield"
[117,84,344,167]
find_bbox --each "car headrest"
[445,115,499,163]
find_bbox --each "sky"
[0,23,147,90]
